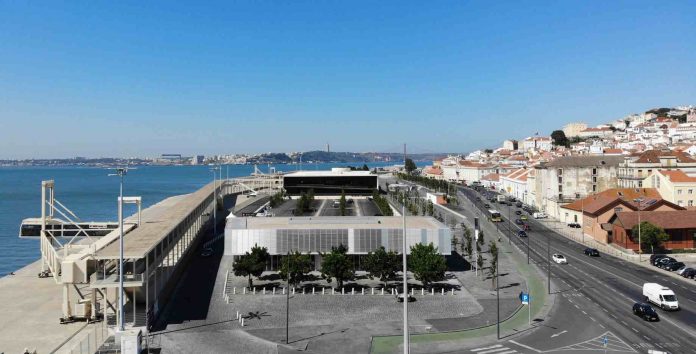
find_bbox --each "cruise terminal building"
[224,216,452,270]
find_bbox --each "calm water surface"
[0,162,407,275]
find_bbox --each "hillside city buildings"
[422,105,696,251]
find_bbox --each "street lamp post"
[402,203,409,354]
[496,245,500,339]
[634,198,644,262]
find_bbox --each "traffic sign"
[602,335,608,347]
[519,292,529,305]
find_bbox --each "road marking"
[621,321,628,325]
[470,344,502,351]
[632,328,638,333]
[643,335,650,340]
[589,316,596,322]
[551,330,567,338]
[508,341,542,353]
[581,310,587,315]
[599,324,606,329]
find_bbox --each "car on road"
[584,248,599,257]
[663,261,685,271]
[552,254,567,264]
[567,222,581,228]
[632,303,659,321]
[200,247,214,257]
[476,197,481,201]
[515,219,524,225]
[643,283,679,310]
[515,210,522,215]
[520,214,528,221]
[533,212,547,219]
[517,230,528,238]
[523,223,530,231]
[484,204,491,208]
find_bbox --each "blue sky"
[1,1,694,159]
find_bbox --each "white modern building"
[224,216,452,270]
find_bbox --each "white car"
[533,212,548,219]
[552,254,567,264]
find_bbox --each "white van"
[643,283,679,310]
[533,212,548,219]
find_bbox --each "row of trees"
[269,189,287,208]
[371,190,394,216]
[233,243,448,290]
[294,189,315,215]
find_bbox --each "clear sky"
[1,1,694,159]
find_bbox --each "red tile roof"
[561,188,664,214]
[657,169,696,183]
[634,150,696,163]
[614,210,696,230]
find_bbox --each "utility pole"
[496,245,500,339]
[402,203,409,354]
[474,217,479,276]
[210,165,220,237]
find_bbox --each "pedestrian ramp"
[469,344,518,354]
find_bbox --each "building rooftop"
[226,216,447,230]
[284,169,375,177]
[561,188,672,215]
[614,210,696,230]
[545,155,625,168]
[658,169,696,183]
[634,149,696,164]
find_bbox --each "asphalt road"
[458,186,696,353]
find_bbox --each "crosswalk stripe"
[471,344,502,352]
[479,348,511,354]
[497,351,517,354]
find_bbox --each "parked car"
[517,230,528,238]
[533,212,547,219]
[552,254,567,264]
[523,223,530,231]
[663,261,685,271]
[584,248,599,257]
[681,268,696,279]
[515,219,524,225]
[632,303,659,321]
[652,255,674,266]
[643,283,679,310]
[516,202,523,208]
[484,204,491,209]
[476,197,481,201]
[655,257,677,268]
[567,222,581,228]
[650,254,667,264]
[520,215,528,221]
[677,267,693,276]
[515,210,522,215]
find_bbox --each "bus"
[488,210,503,222]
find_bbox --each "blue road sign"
[519,292,529,304]
[603,335,608,347]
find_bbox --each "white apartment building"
[500,168,531,202]
[644,170,696,208]
[521,136,553,152]
[502,139,518,151]
[617,149,696,188]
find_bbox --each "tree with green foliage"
[408,243,447,289]
[488,241,498,289]
[320,244,354,289]
[551,130,569,147]
[294,189,316,215]
[339,190,347,216]
[362,163,369,171]
[631,221,670,254]
[364,246,402,288]
[427,200,434,216]
[233,244,270,289]
[279,251,312,289]
[464,227,473,261]
[476,253,484,277]
[405,158,417,174]
[477,230,485,246]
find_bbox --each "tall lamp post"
[402,202,409,354]
[109,167,128,332]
